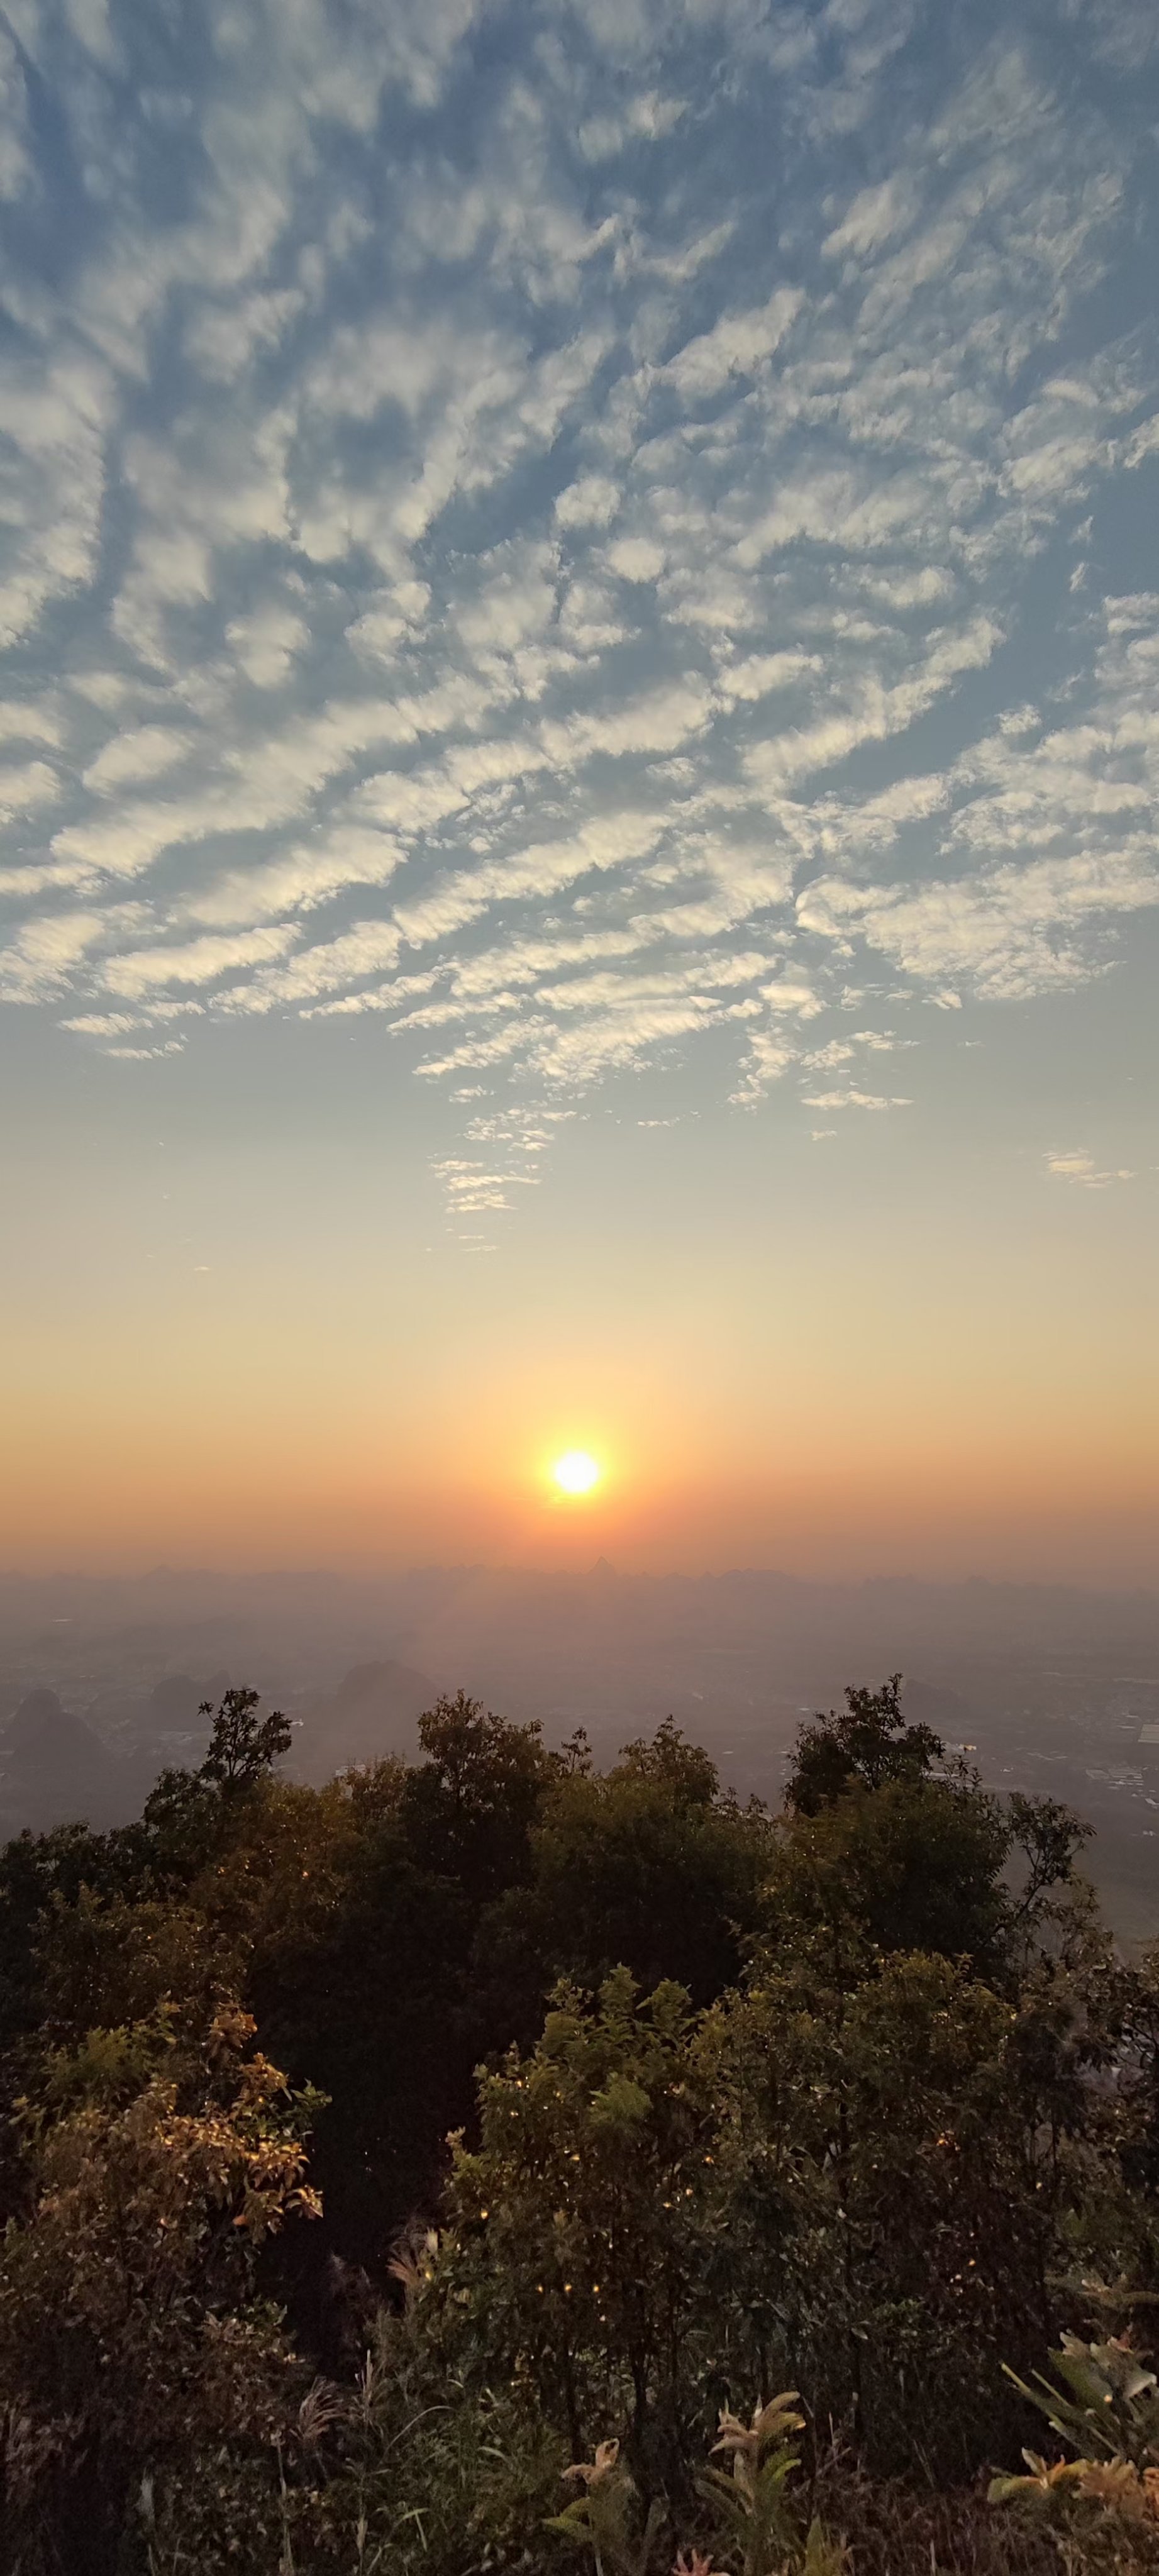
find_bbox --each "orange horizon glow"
[3,1429,1157,1587]
[4,1118,1156,1589]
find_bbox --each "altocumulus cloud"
[0,0,1158,1213]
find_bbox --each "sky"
[1,0,1157,1581]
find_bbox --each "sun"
[552,1449,602,1496]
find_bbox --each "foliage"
[198,1685,293,1792]
[760,1775,1014,1975]
[399,1691,558,1903]
[546,2435,667,2576]
[436,1968,718,2482]
[545,2403,849,2576]
[130,1685,294,1887]
[485,1742,769,2011]
[784,1678,943,1816]
[2,1674,1159,2573]
[616,1718,723,1808]
[987,2334,1159,2570]
[0,2002,323,2573]
[696,2394,809,2576]
[400,1937,1136,2487]
[707,1947,1093,2470]
[771,1704,1090,1984]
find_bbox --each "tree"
[241,1777,487,2246]
[436,1970,718,2488]
[785,1675,943,1815]
[484,1735,769,2011]
[777,1680,1090,1984]
[763,1774,1014,1977]
[0,2003,322,2574]
[698,1944,1074,2476]
[400,1692,558,1904]
[125,1689,293,1889]
[197,1685,292,1794]
[1006,1789,1093,1928]
[614,1717,721,1807]
[406,1932,1125,2501]
[0,1665,1142,2570]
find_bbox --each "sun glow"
[552,1449,602,1496]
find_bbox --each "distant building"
[1137,1723,1159,1782]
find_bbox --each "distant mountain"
[133,1670,228,1756]
[292,1659,436,1784]
[0,1662,438,1835]
[147,1672,218,1731]
[0,1687,148,1835]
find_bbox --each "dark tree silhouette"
[197,1685,292,1792]
[785,1672,943,1814]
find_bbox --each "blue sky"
[1,0,1156,1570]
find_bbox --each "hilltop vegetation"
[3,1680,1159,2572]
